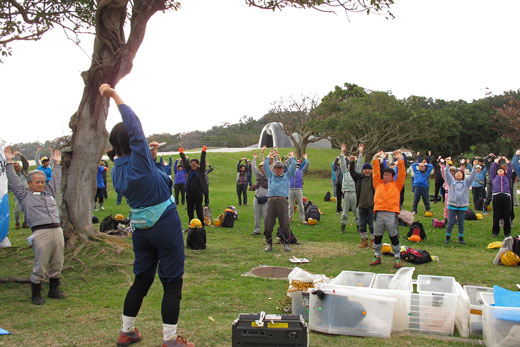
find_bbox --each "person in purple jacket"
[490,156,513,237]
[100,84,193,347]
[173,159,186,205]
[288,154,309,224]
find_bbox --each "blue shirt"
[36,165,52,184]
[111,104,172,208]
[264,157,297,197]
[97,166,106,189]
[412,163,433,187]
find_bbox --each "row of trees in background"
[272,83,520,159]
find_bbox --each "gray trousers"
[289,188,305,222]
[31,227,65,283]
[264,198,290,243]
[341,191,359,225]
[373,211,401,258]
[14,197,27,224]
[253,196,267,234]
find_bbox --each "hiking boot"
[393,258,402,269]
[15,223,20,229]
[117,327,142,347]
[22,221,30,228]
[358,239,369,248]
[458,237,466,245]
[283,243,291,252]
[31,283,45,305]
[302,220,308,225]
[162,335,195,347]
[369,256,381,266]
[48,278,66,299]
[341,224,346,233]
[445,235,451,243]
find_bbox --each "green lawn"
[0,148,518,346]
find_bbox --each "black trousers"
[335,183,343,212]
[492,193,511,236]
[237,183,248,205]
[186,193,203,224]
[174,183,185,205]
[434,176,444,201]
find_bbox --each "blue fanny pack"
[130,196,175,230]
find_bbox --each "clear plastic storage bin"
[417,275,457,294]
[372,273,413,292]
[288,290,310,321]
[480,292,520,347]
[455,282,470,337]
[331,271,375,288]
[464,285,493,337]
[407,293,458,335]
[308,288,396,338]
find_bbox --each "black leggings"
[124,276,183,324]
[492,194,512,236]
[237,183,248,205]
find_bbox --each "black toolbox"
[232,312,309,346]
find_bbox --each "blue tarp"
[0,328,10,335]
[493,285,520,323]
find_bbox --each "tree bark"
[61,0,167,246]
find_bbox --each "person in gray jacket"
[444,160,477,245]
[5,146,66,305]
[340,143,363,233]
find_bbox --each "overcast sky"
[1,0,519,145]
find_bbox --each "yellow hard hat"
[307,218,318,225]
[424,211,433,217]
[330,197,337,202]
[204,217,211,226]
[381,244,392,254]
[487,241,503,249]
[114,214,125,221]
[213,219,222,227]
[189,219,202,229]
[476,213,483,220]
[408,235,422,243]
[501,251,520,266]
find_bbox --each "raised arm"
[252,155,259,176]
[46,150,62,197]
[4,146,28,202]
[16,151,29,173]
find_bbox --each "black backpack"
[305,202,320,221]
[465,209,477,220]
[513,236,520,258]
[221,211,235,228]
[324,191,331,202]
[100,215,116,233]
[187,227,206,250]
[277,226,297,244]
[401,248,432,264]
[407,221,427,240]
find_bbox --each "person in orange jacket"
[370,150,406,269]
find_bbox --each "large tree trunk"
[61,0,167,247]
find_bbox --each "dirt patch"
[243,266,293,279]
[292,241,354,259]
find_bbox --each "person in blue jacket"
[100,84,193,347]
[411,160,434,214]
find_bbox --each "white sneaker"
[100,206,105,211]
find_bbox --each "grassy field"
[0,147,518,347]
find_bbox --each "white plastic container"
[288,290,310,321]
[480,292,520,347]
[331,271,375,288]
[373,273,413,292]
[454,282,470,337]
[407,292,458,335]
[320,283,411,333]
[417,275,457,295]
[308,288,396,338]
[464,285,493,337]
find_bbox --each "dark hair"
[190,159,199,165]
[455,169,465,180]
[382,168,395,177]
[108,122,130,161]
